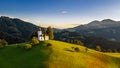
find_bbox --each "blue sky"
[0,0,120,28]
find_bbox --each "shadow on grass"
[0,41,53,68]
[63,48,74,52]
[106,55,120,68]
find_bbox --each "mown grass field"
[0,40,120,68]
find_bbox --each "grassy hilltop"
[0,40,120,68]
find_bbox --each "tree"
[46,26,54,40]
[70,40,73,43]
[43,28,47,40]
[77,40,84,46]
[96,45,101,52]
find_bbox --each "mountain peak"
[101,19,116,23]
[89,20,100,24]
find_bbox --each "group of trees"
[0,32,26,44]
[66,39,84,46]
[66,39,119,53]
[95,45,119,53]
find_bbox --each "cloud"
[39,24,79,29]
[61,11,68,14]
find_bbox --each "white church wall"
[45,36,49,40]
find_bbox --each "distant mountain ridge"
[74,19,120,29]
[0,16,39,44]
[68,19,120,41]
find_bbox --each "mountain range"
[68,19,120,41]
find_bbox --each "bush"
[24,44,32,49]
[71,46,75,49]
[31,37,39,45]
[96,45,101,52]
[74,47,80,52]
[0,39,8,48]
[46,43,52,47]
[85,47,88,52]
[73,40,84,46]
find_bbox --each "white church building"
[38,27,49,41]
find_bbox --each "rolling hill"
[0,40,120,68]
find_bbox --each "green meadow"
[0,40,120,68]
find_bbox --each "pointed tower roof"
[38,27,42,31]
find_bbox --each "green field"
[0,40,120,68]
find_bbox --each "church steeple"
[38,27,42,31]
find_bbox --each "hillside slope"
[0,16,39,43]
[54,30,120,51]
[0,40,120,68]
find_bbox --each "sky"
[0,0,120,28]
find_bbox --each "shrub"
[85,47,88,52]
[0,39,8,48]
[31,37,39,45]
[74,47,80,52]
[46,43,52,47]
[24,44,32,49]
[96,45,101,52]
[71,47,75,49]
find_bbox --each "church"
[38,27,49,41]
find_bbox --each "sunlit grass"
[105,53,120,58]
[45,40,120,68]
[0,40,120,68]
